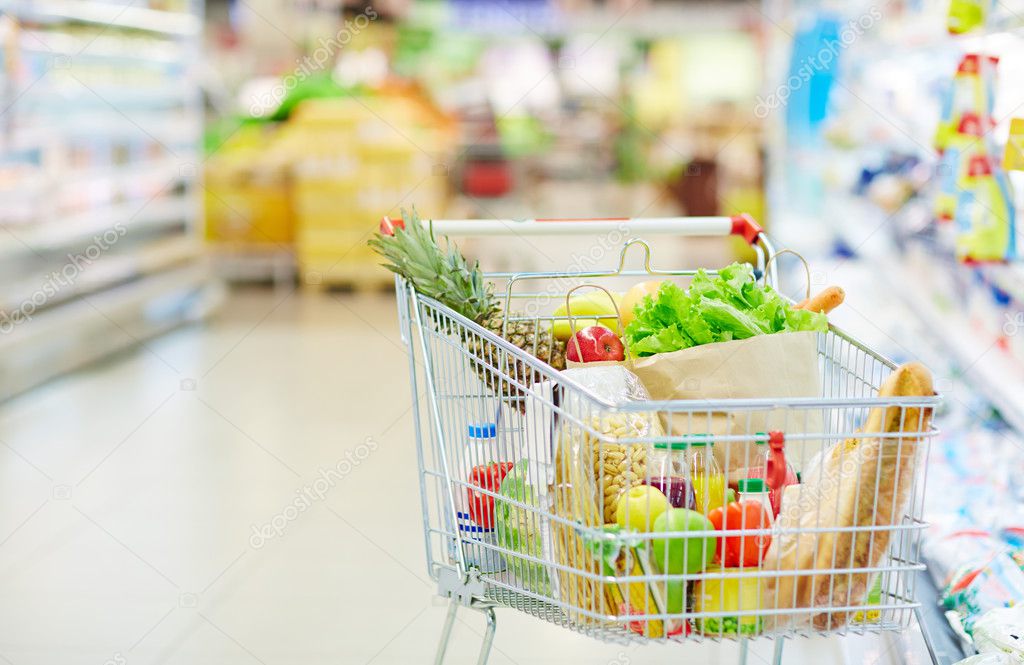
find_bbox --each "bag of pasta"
[552,366,665,631]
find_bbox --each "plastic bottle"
[648,441,695,509]
[468,423,498,457]
[465,423,512,529]
[688,437,726,516]
[737,478,774,527]
[737,432,797,517]
[454,511,506,573]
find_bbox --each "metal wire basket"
[393,216,940,665]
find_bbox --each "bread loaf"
[762,362,934,630]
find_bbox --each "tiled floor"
[0,289,932,664]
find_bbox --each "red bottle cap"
[967,155,993,177]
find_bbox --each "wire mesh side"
[404,284,937,645]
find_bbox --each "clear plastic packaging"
[762,362,934,632]
[971,605,1024,660]
[954,654,1017,665]
[552,365,665,632]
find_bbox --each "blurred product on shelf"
[921,400,1024,640]
[930,54,1016,263]
[933,55,998,157]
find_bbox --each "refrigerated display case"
[0,0,219,397]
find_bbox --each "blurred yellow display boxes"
[287,93,452,286]
[204,124,294,245]
[204,87,453,287]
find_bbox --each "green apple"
[651,508,715,574]
[552,290,623,341]
[665,579,685,614]
[615,484,669,532]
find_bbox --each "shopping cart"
[392,215,941,665]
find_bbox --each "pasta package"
[763,362,935,631]
[552,366,664,628]
[586,525,667,638]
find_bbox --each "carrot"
[794,286,845,314]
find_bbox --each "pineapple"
[369,209,566,406]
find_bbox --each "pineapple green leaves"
[369,208,494,323]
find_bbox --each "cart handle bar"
[383,214,765,245]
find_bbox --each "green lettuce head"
[624,263,827,357]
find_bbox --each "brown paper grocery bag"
[628,331,822,474]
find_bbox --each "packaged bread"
[762,362,935,631]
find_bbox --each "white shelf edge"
[0,0,200,36]
[0,261,223,401]
[0,235,204,314]
[0,195,193,260]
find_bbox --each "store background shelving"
[199,0,767,286]
[764,0,1024,659]
[0,0,221,398]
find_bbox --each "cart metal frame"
[393,215,941,665]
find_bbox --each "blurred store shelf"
[0,195,194,260]
[1,115,201,152]
[408,2,756,38]
[886,257,1024,435]
[0,0,216,399]
[210,245,297,289]
[0,235,205,314]
[0,260,223,400]
[0,0,200,36]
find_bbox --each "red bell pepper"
[466,461,515,529]
[707,500,772,568]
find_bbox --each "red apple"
[566,325,625,363]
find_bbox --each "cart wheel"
[434,599,497,665]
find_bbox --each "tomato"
[707,500,771,568]
[466,462,515,528]
[666,620,692,637]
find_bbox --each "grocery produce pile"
[372,211,936,641]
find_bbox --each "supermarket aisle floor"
[0,289,922,665]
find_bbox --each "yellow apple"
[551,290,623,341]
[621,280,669,326]
[615,484,670,532]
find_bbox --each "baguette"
[809,361,933,629]
[794,286,845,314]
[763,362,934,630]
